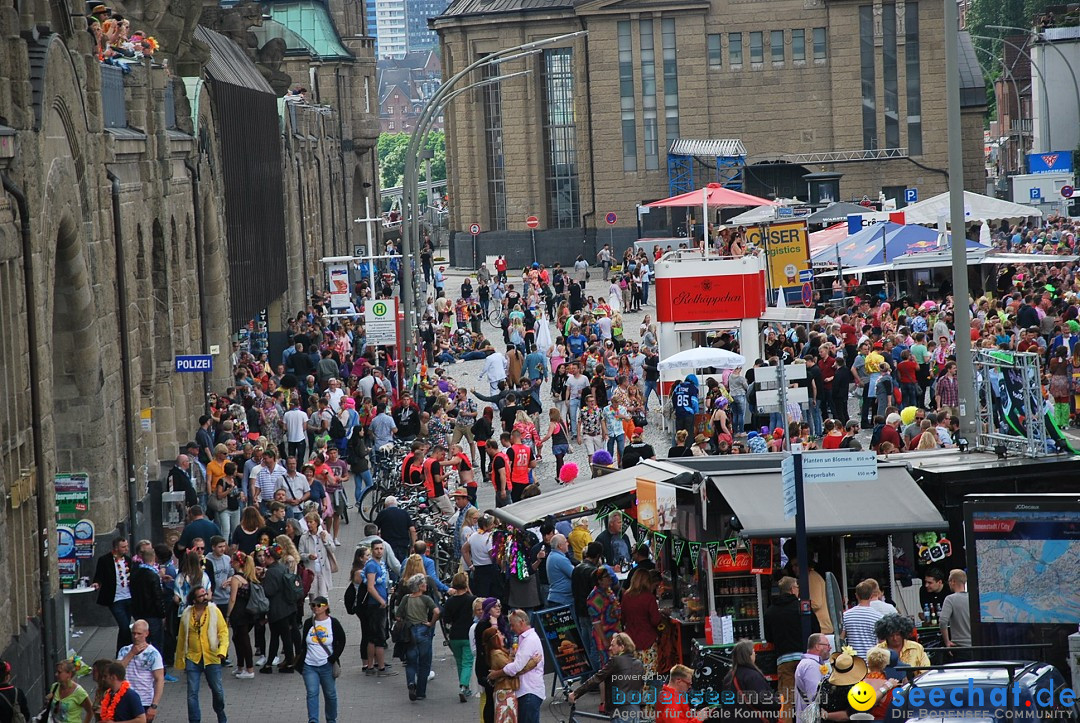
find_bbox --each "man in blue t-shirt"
[102,661,147,722]
[672,374,700,439]
[361,540,396,677]
[567,329,587,359]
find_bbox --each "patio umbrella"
[647,184,778,257]
[658,346,746,371]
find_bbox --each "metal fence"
[100,64,126,128]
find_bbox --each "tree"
[376,131,446,192]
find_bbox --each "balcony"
[101,63,127,128]
[1010,118,1032,135]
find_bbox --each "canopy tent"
[808,223,849,257]
[726,198,808,225]
[810,221,981,268]
[658,346,746,371]
[708,461,946,537]
[803,202,874,225]
[816,248,1080,277]
[855,191,1044,224]
[646,183,776,209]
[491,460,687,529]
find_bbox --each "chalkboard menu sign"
[531,605,594,684]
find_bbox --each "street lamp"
[986,24,1080,153]
[398,31,586,379]
[971,34,1054,151]
[971,44,1026,173]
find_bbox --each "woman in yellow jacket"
[175,585,231,723]
[873,613,931,670]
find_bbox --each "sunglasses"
[310,602,327,608]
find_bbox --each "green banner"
[724,537,740,563]
[673,539,685,565]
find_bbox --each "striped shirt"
[842,605,884,659]
[255,462,286,503]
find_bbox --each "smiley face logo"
[847,681,877,712]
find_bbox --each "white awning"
[492,460,689,528]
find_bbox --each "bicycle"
[487,305,505,329]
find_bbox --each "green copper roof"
[263,2,353,61]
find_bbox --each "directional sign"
[469,223,481,235]
[1062,185,1075,199]
[800,451,878,482]
[365,298,397,346]
[605,212,618,225]
[175,355,213,373]
[782,455,797,519]
[904,188,918,204]
[1030,187,1042,201]
[798,269,814,283]
[526,216,539,229]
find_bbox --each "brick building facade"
[433,0,987,265]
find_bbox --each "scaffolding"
[666,138,747,196]
[973,349,1050,458]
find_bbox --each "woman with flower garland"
[42,658,94,723]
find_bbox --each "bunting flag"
[653,531,668,547]
[706,541,721,560]
[673,538,685,565]
[595,504,617,521]
[688,542,701,560]
[724,537,740,563]
[622,512,635,528]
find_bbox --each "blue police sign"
[175,355,213,373]
[904,188,918,204]
[1030,187,1042,201]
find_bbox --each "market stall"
[657,346,745,433]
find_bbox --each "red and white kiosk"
[646,185,775,389]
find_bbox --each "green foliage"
[376,131,446,192]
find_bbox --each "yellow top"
[175,603,230,668]
[864,351,885,374]
[874,639,930,668]
[568,528,593,563]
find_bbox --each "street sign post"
[1062,185,1075,199]
[525,217,539,263]
[782,455,797,519]
[469,223,481,235]
[800,450,878,482]
[605,212,617,225]
[526,216,539,229]
[904,188,918,204]
[365,298,398,346]
[470,223,481,268]
[798,269,814,283]
[1030,187,1042,201]
[605,211,617,249]
[801,282,814,307]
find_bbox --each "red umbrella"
[646,182,777,209]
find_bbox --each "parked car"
[887,661,1079,721]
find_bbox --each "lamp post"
[945,0,977,444]
[971,34,1053,151]
[986,24,1080,154]
[399,31,586,380]
[971,44,1026,173]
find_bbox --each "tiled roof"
[438,0,573,20]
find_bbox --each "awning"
[492,460,688,529]
[708,461,946,537]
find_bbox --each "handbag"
[207,487,228,514]
[316,639,341,678]
[391,617,413,644]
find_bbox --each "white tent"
[856,191,1043,225]
[658,346,746,371]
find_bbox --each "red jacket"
[656,684,694,723]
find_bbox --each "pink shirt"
[503,627,546,700]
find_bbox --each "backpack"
[281,569,304,605]
[0,687,25,723]
[329,414,347,440]
[246,581,270,616]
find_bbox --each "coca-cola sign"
[655,272,766,323]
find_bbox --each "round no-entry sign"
[1062,185,1075,199]
[469,223,481,235]
[605,212,618,225]
[526,216,539,229]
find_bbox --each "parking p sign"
[904,188,918,204]
[1030,187,1042,201]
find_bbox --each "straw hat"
[828,651,868,686]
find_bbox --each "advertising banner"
[327,263,351,309]
[636,478,677,531]
[745,220,810,291]
[55,473,90,520]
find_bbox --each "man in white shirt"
[276,456,312,519]
[481,348,508,395]
[493,610,546,723]
[119,619,165,716]
[283,399,310,462]
[253,448,286,516]
[841,579,884,659]
[325,378,346,413]
[565,364,591,436]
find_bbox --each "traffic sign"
[1030,187,1042,201]
[365,298,397,346]
[798,269,814,283]
[175,355,213,373]
[526,216,539,229]
[605,212,617,225]
[800,451,878,482]
[801,282,814,308]
[777,206,794,218]
[1062,185,1075,199]
[782,455,797,519]
[469,223,481,235]
[904,188,918,204]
